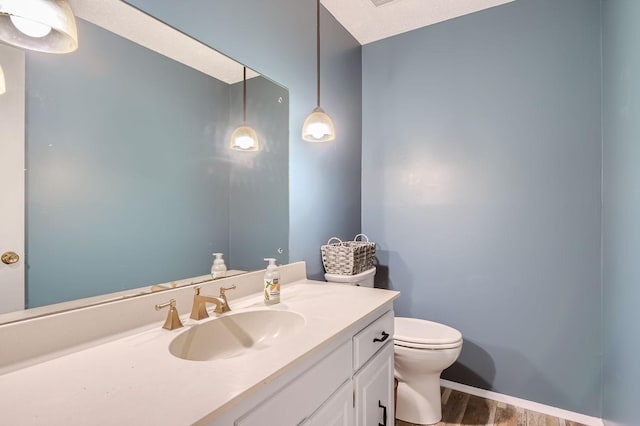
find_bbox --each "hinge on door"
[353,390,356,408]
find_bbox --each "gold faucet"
[190,287,225,320]
[155,299,183,330]
[218,284,237,313]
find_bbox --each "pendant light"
[0,0,78,54]
[230,66,259,151]
[302,0,335,142]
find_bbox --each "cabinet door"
[235,341,352,426]
[354,343,394,426]
[307,380,354,426]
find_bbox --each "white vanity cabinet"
[227,308,395,426]
[0,271,401,426]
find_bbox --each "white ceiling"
[321,0,516,45]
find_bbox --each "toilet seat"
[394,338,462,350]
[394,317,463,350]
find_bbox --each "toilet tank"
[324,267,376,288]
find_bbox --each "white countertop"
[0,280,398,425]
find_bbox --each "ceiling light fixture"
[0,0,78,54]
[302,0,335,142]
[230,66,259,151]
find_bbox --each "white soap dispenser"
[263,258,280,305]
[211,253,227,279]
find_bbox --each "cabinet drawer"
[236,340,352,426]
[353,310,394,371]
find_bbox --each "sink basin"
[169,310,305,361]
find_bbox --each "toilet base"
[395,373,442,425]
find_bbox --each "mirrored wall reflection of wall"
[22,18,288,309]
[228,76,289,273]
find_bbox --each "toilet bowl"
[394,317,463,425]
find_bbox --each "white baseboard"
[440,379,604,426]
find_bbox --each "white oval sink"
[169,310,305,361]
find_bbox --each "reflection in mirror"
[0,0,289,322]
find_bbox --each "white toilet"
[394,317,463,425]
[324,267,376,288]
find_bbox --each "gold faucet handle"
[155,299,184,330]
[219,284,236,296]
[218,284,236,313]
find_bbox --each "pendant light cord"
[316,0,321,108]
[243,66,247,122]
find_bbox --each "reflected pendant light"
[302,0,335,142]
[230,66,260,151]
[0,0,78,54]
[0,64,5,95]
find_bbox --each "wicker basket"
[321,234,376,275]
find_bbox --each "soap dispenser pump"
[263,258,280,305]
[211,253,227,279]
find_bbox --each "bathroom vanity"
[0,262,399,425]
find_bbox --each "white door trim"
[0,44,25,314]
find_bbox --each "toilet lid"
[394,317,462,348]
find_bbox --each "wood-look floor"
[396,388,587,426]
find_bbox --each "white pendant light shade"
[230,125,259,151]
[0,64,6,95]
[302,106,335,142]
[230,66,259,152]
[0,0,78,54]
[303,0,335,143]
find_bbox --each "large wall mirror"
[0,0,289,323]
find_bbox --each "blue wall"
[126,0,363,280]
[602,1,640,425]
[362,0,603,416]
